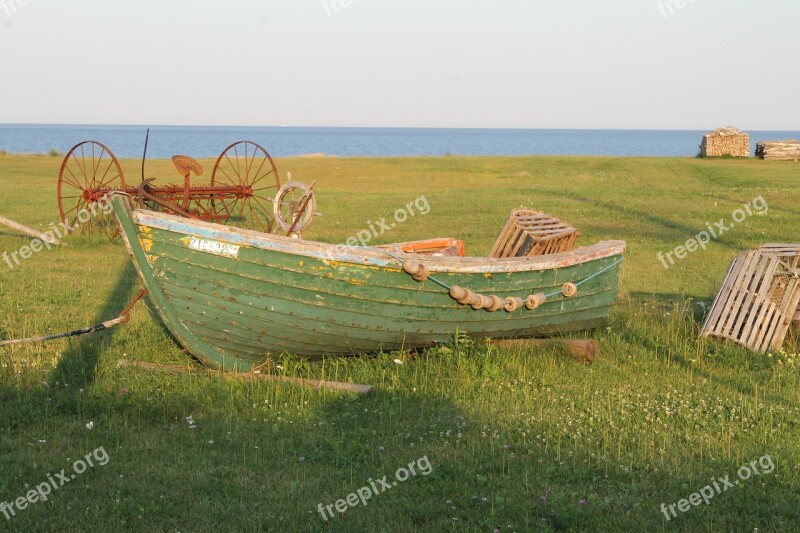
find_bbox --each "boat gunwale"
[130,207,626,274]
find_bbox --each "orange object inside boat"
[400,239,466,257]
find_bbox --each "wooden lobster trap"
[490,209,581,258]
[701,249,800,352]
[56,140,317,240]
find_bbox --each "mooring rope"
[0,290,148,348]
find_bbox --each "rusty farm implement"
[56,140,318,240]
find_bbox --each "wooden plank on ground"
[0,214,63,245]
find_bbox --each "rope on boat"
[542,257,625,298]
[379,249,624,313]
[0,290,148,348]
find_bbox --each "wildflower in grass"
[579,499,587,506]
[393,359,403,365]
[118,387,128,398]
[85,421,94,430]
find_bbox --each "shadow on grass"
[49,261,140,390]
[0,362,471,530]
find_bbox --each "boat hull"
[112,196,626,371]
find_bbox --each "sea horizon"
[1,123,797,159]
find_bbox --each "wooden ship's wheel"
[273,181,318,235]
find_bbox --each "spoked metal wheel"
[211,141,281,233]
[57,141,126,239]
[274,181,317,234]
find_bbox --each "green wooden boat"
[112,195,626,371]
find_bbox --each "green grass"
[1,154,799,532]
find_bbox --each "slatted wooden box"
[701,250,800,352]
[490,209,581,259]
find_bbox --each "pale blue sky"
[0,0,797,129]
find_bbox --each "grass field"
[0,153,799,532]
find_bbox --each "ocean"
[0,124,797,159]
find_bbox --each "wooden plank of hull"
[145,240,620,320]
[111,195,625,371]
[156,257,618,358]
[148,235,619,345]
[156,267,618,339]
[163,283,616,356]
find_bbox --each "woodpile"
[700,127,750,158]
[755,140,800,161]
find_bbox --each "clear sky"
[0,0,797,130]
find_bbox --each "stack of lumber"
[755,140,800,161]
[700,127,750,157]
[490,209,580,258]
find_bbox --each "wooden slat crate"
[701,251,800,352]
[490,209,581,259]
[760,244,800,321]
